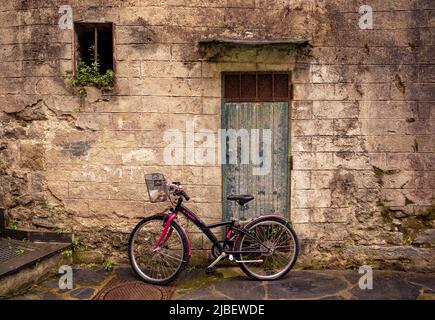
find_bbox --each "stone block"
[333,152,371,170]
[293,84,335,100]
[311,170,334,189]
[312,136,365,152]
[291,208,310,223]
[367,135,416,153]
[291,137,312,152]
[312,101,359,119]
[170,78,203,97]
[291,101,313,119]
[117,44,171,61]
[20,142,44,170]
[141,61,201,78]
[89,200,145,219]
[64,199,90,217]
[387,153,435,171]
[413,229,435,246]
[46,180,68,199]
[292,119,333,136]
[291,189,332,209]
[291,170,311,190]
[75,114,111,131]
[333,119,361,136]
[202,97,220,115]
[116,60,141,78]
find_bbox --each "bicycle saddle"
[227,194,254,206]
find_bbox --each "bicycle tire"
[234,216,299,281]
[128,215,189,285]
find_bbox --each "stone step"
[0,238,72,298]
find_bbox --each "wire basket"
[145,173,168,203]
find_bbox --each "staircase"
[0,209,73,298]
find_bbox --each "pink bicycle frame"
[151,212,192,256]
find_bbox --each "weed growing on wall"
[73,59,114,89]
[64,46,114,112]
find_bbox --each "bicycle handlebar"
[180,190,190,201]
[169,183,190,201]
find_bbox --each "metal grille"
[224,72,290,102]
[258,74,273,99]
[224,74,240,100]
[241,74,256,100]
[0,241,31,263]
[95,279,174,300]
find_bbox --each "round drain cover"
[97,281,168,300]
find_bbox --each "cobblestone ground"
[8,266,435,300]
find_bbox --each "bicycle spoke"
[131,218,185,282]
[157,250,184,262]
[238,220,297,279]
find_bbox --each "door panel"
[222,102,289,220]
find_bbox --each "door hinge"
[289,155,293,171]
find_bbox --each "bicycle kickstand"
[206,252,227,274]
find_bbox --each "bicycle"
[128,173,299,285]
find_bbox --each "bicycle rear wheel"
[128,215,189,285]
[234,216,298,280]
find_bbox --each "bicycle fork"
[152,213,177,253]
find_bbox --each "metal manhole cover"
[95,280,173,300]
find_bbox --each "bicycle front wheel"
[234,216,299,280]
[128,215,189,285]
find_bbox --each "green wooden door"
[222,102,289,220]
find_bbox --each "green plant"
[72,238,85,252]
[67,46,114,90]
[63,249,73,257]
[187,265,197,273]
[402,235,413,246]
[9,219,19,230]
[103,259,116,271]
[15,248,25,255]
[64,46,114,112]
[347,260,359,270]
[54,228,64,235]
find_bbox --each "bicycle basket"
[144,173,168,203]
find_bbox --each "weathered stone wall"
[0,0,433,270]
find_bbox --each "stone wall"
[0,0,433,270]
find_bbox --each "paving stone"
[40,280,61,289]
[267,271,348,299]
[8,268,435,300]
[350,274,420,300]
[10,293,41,300]
[72,268,108,286]
[319,295,346,300]
[403,273,435,292]
[41,292,63,300]
[342,270,435,296]
[174,287,225,300]
[113,266,137,280]
[214,279,266,300]
[69,287,95,300]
